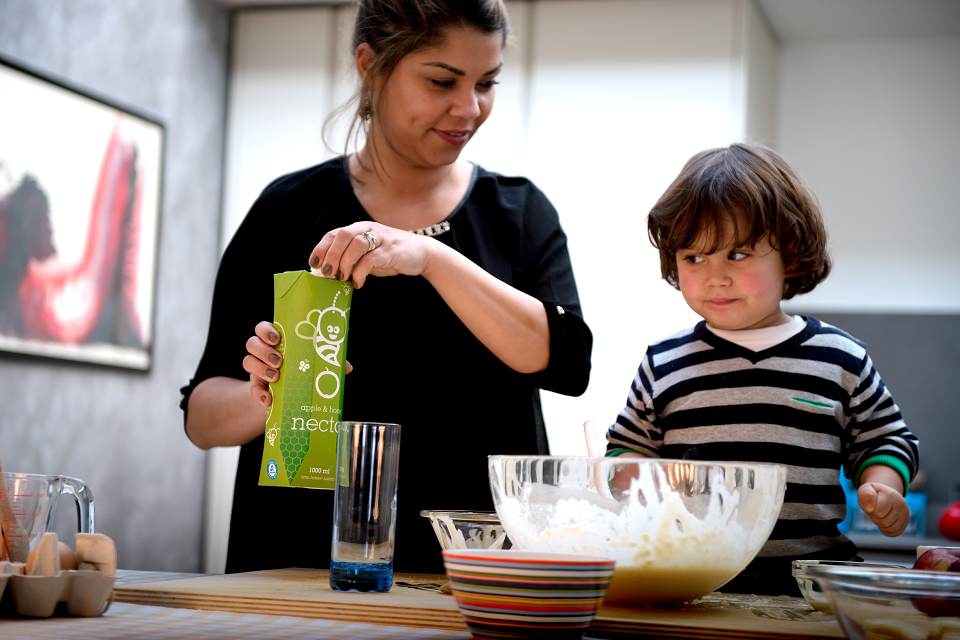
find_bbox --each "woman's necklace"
[408,221,451,237]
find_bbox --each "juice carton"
[259,271,352,489]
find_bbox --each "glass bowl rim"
[488,454,788,472]
[420,510,501,522]
[791,559,906,578]
[805,564,960,593]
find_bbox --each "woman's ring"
[361,230,378,254]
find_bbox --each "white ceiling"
[757,0,960,41]
[210,0,960,41]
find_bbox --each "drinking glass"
[330,421,401,592]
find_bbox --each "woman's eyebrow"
[423,62,465,76]
[422,62,503,76]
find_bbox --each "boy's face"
[675,222,790,331]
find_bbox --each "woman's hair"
[647,142,831,300]
[326,0,510,166]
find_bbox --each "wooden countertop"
[112,568,846,640]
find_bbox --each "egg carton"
[0,569,114,617]
[0,531,116,618]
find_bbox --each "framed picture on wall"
[0,54,164,370]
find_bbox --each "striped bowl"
[441,549,615,640]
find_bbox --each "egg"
[25,537,77,574]
[58,541,78,571]
[24,541,45,575]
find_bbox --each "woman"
[181,0,592,575]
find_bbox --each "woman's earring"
[360,91,372,121]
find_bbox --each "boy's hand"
[857,464,909,537]
[610,451,644,497]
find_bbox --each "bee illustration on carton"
[295,287,351,399]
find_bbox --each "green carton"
[259,270,352,489]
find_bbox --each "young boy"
[606,143,919,596]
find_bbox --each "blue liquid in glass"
[329,561,393,593]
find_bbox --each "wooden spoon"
[583,421,615,501]
[0,446,29,562]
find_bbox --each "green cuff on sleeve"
[855,455,912,493]
[605,448,636,457]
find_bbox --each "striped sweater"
[606,316,919,563]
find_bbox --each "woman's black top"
[181,157,592,574]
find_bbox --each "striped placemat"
[0,602,473,639]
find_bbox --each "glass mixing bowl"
[489,455,787,606]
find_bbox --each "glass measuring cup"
[0,473,95,563]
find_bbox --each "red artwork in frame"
[0,54,164,370]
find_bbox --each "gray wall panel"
[0,0,230,572]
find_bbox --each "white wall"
[221,8,342,250]
[206,0,775,573]
[777,35,960,313]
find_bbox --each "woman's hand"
[243,321,283,406]
[185,320,355,450]
[184,319,280,449]
[310,220,549,373]
[309,222,431,288]
[242,320,353,406]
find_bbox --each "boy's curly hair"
[647,143,831,300]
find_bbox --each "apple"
[913,547,960,572]
[939,502,960,541]
[911,547,960,617]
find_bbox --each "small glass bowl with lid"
[805,563,960,640]
[792,560,905,613]
[420,510,511,551]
